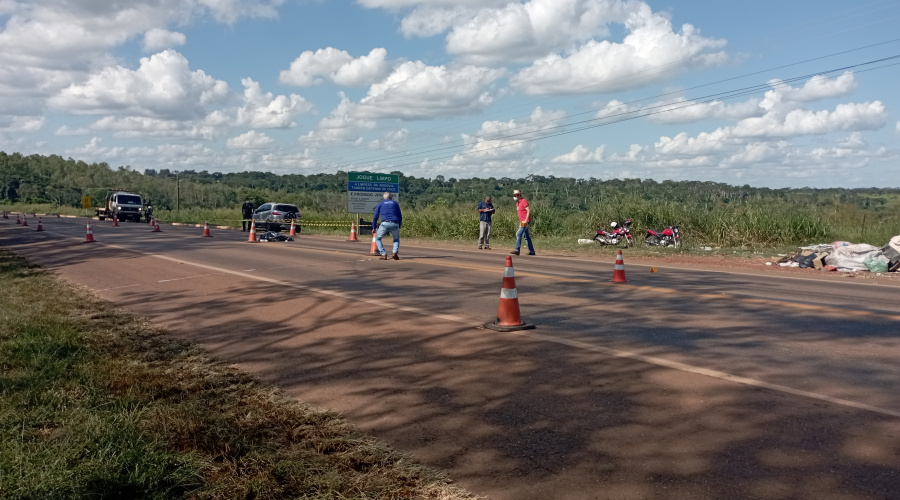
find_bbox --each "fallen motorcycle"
[645,224,681,247]
[593,219,634,247]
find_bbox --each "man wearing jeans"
[373,192,403,260]
[511,189,535,256]
[476,195,494,249]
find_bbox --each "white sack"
[825,243,883,271]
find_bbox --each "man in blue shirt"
[476,195,495,249]
[372,192,403,260]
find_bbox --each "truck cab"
[99,191,144,222]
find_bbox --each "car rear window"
[117,195,141,205]
[274,204,299,212]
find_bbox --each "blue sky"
[1,0,898,188]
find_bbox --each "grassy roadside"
[0,248,477,500]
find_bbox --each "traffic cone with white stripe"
[247,220,257,242]
[151,218,161,232]
[22,217,28,227]
[289,220,297,237]
[84,223,95,243]
[369,231,379,255]
[36,218,43,231]
[201,220,212,237]
[16,214,21,224]
[112,215,119,226]
[2,212,7,219]
[612,250,627,282]
[484,256,535,332]
[348,223,358,241]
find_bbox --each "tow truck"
[95,190,144,222]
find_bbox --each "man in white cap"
[511,189,535,255]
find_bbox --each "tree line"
[2,150,898,216]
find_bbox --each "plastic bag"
[864,254,890,273]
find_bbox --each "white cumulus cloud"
[0,115,45,132]
[88,115,225,140]
[648,97,763,124]
[279,47,393,87]
[455,106,566,161]
[49,50,229,120]
[654,129,732,156]
[143,28,187,52]
[552,144,606,163]
[356,61,505,120]
[236,78,314,128]
[227,130,275,149]
[509,3,726,95]
[732,101,886,138]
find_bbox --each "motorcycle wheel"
[624,236,634,248]
[673,238,681,248]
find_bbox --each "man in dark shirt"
[476,195,495,249]
[241,198,254,231]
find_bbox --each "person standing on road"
[477,195,495,249]
[373,192,403,260]
[241,198,254,232]
[511,189,535,256]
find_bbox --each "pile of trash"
[771,235,900,273]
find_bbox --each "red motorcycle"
[645,224,681,247]
[593,219,634,247]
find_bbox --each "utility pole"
[176,173,180,212]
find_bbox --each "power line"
[320,38,900,170]
[363,57,900,171]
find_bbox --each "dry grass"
[0,249,478,500]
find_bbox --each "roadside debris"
[771,235,900,273]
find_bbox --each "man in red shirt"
[511,189,535,255]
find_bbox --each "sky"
[1,0,899,188]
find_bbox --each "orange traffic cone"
[247,221,257,242]
[112,216,119,226]
[369,231,379,255]
[348,223,358,241]
[36,218,43,231]
[22,217,28,227]
[484,256,535,332]
[84,223,95,243]
[650,267,658,273]
[612,250,627,282]
[151,218,161,232]
[202,221,212,237]
[289,220,297,237]
[16,214,21,224]
[2,212,7,219]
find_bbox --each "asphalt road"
[3,215,900,499]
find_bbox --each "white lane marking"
[510,330,900,419]
[96,284,140,291]
[158,273,216,283]
[39,227,900,419]
[148,253,900,419]
[150,254,478,327]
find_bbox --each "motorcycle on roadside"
[645,224,681,248]
[593,219,634,247]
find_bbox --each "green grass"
[0,249,477,500]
